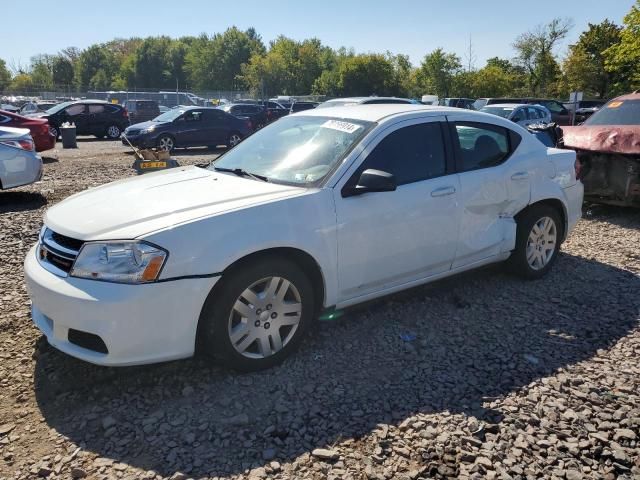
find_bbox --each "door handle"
[511,172,529,181]
[431,186,456,197]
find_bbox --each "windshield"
[584,99,639,126]
[473,99,488,110]
[210,116,374,186]
[480,106,514,119]
[45,101,73,114]
[152,108,186,122]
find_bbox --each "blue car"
[122,106,251,151]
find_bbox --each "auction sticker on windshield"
[322,120,362,134]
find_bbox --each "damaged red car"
[562,92,640,207]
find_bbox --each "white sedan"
[0,127,42,190]
[25,105,583,370]
[480,103,552,128]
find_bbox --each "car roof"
[483,103,531,109]
[612,92,640,101]
[294,104,466,122]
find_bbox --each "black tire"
[105,124,121,139]
[198,257,315,371]
[156,134,175,151]
[508,204,563,279]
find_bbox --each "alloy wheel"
[229,134,241,147]
[526,216,557,270]
[107,125,120,138]
[227,276,302,359]
[158,136,174,151]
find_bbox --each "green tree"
[29,54,54,88]
[0,59,12,91]
[185,27,264,90]
[604,0,640,92]
[52,56,75,86]
[132,36,172,88]
[338,54,397,96]
[513,17,573,95]
[562,20,621,97]
[75,44,117,89]
[9,73,34,92]
[418,48,462,97]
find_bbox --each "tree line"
[1,1,638,100]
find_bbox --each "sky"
[1,0,634,70]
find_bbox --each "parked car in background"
[317,97,413,109]
[475,98,571,125]
[217,103,267,130]
[0,109,56,152]
[124,100,160,124]
[563,99,607,123]
[0,104,19,113]
[27,100,130,139]
[261,101,289,123]
[122,106,251,151]
[0,127,42,190]
[26,104,582,370]
[158,105,170,113]
[440,98,476,109]
[480,104,552,127]
[562,92,640,207]
[290,101,319,113]
[19,102,59,116]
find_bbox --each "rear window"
[584,99,639,126]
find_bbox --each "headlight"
[70,241,167,284]
[140,126,155,134]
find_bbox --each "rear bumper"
[0,150,42,189]
[564,182,584,238]
[34,133,56,152]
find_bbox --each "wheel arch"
[195,246,327,350]
[516,198,568,241]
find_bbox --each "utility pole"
[465,34,476,72]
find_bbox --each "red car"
[0,109,56,152]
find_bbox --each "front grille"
[125,129,140,136]
[39,228,83,274]
[50,231,84,251]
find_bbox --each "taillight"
[122,108,129,118]
[1,139,34,151]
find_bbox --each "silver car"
[480,103,552,127]
[0,127,43,190]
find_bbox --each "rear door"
[176,109,205,146]
[87,104,107,134]
[447,116,530,268]
[203,109,227,146]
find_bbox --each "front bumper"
[24,244,219,366]
[564,181,584,238]
[121,133,156,149]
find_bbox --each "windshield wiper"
[213,166,269,182]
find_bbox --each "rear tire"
[508,205,562,279]
[198,257,314,371]
[105,125,121,139]
[226,132,242,148]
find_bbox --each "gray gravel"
[1,139,639,479]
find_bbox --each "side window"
[511,108,525,122]
[543,101,565,114]
[526,107,540,119]
[65,104,85,116]
[356,123,446,186]
[184,110,203,122]
[88,104,105,114]
[452,122,513,172]
[204,109,224,123]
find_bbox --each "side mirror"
[342,169,396,197]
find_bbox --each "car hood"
[44,166,307,240]
[562,125,640,155]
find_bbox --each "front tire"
[508,205,562,279]
[199,257,314,371]
[157,134,175,151]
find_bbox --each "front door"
[175,109,205,146]
[64,104,89,134]
[447,117,531,268]
[334,117,460,302]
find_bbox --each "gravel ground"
[0,139,639,480]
